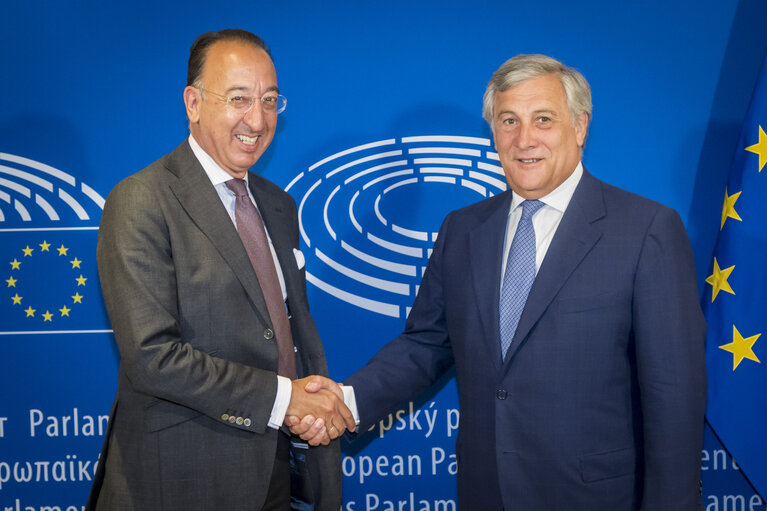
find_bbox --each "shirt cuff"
[268,375,292,429]
[342,385,361,425]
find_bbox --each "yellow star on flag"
[25,306,36,317]
[72,292,83,304]
[42,310,53,322]
[22,245,34,257]
[39,240,51,251]
[705,258,735,302]
[76,274,87,286]
[745,125,767,172]
[721,189,742,230]
[60,305,71,317]
[719,325,761,370]
[70,257,82,269]
[6,276,17,287]
[10,259,21,270]
[57,245,68,256]
[11,294,22,305]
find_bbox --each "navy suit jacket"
[346,169,706,510]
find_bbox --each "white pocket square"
[293,248,305,270]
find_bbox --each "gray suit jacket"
[87,140,341,510]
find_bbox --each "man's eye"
[261,96,278,109]
[537,116,551,123]
[502,118,516,125]
[229,96,251,107]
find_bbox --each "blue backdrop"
[1,1,766,509]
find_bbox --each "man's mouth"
[518,158,541,163]
[235,134,259,145]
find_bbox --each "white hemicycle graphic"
[287,135,507,318]
[0,153,105,226]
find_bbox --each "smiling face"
[184,40,278,178]
[492,73,588,199]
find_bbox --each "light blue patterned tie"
[499,200,544,359]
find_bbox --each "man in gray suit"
[86,29,354,510]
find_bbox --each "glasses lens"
[276,95,287,114]
[258,94,287,114]
[229,96,253,111]
[259,95,278,111]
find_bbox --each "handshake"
[285,376,356,446]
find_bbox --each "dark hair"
[187,29,272,87]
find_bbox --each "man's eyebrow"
[496,108,558,117]
[223,85,280,94]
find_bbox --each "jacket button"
[221,414,230,421]
[236,417,244,425]
[264,328,274,340]
[496,389,508,400]
[228,416,236,423]
[244,418,252,427]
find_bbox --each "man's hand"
[285,376,355,446]
[285,414,331,446]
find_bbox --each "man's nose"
[243,101,267,130]
[514,123,535,148]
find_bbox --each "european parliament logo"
[0,153,108,333]
[287,135,506,319]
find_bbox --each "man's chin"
[230,153,264,171]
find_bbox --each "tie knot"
[226,178,249,198]
[520,200,544,220]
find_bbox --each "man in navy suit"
[294,54,707,510]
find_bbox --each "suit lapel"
[166,141,272,328]
[504,170,605,364]
[468,191,513,372]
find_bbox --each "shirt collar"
[509,161,583,214]
[188,135,249,188]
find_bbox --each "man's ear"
[574,112,589,148]
[184,86,202,123]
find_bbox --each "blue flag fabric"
[704,54,767,499]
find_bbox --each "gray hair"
[482,54,592,132]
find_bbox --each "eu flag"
[1,229,109,332]
[704,54,767,499]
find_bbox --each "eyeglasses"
[200,88,287,115]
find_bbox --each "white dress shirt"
[501,162,583,279]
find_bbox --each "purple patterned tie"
[226,178,297,379]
